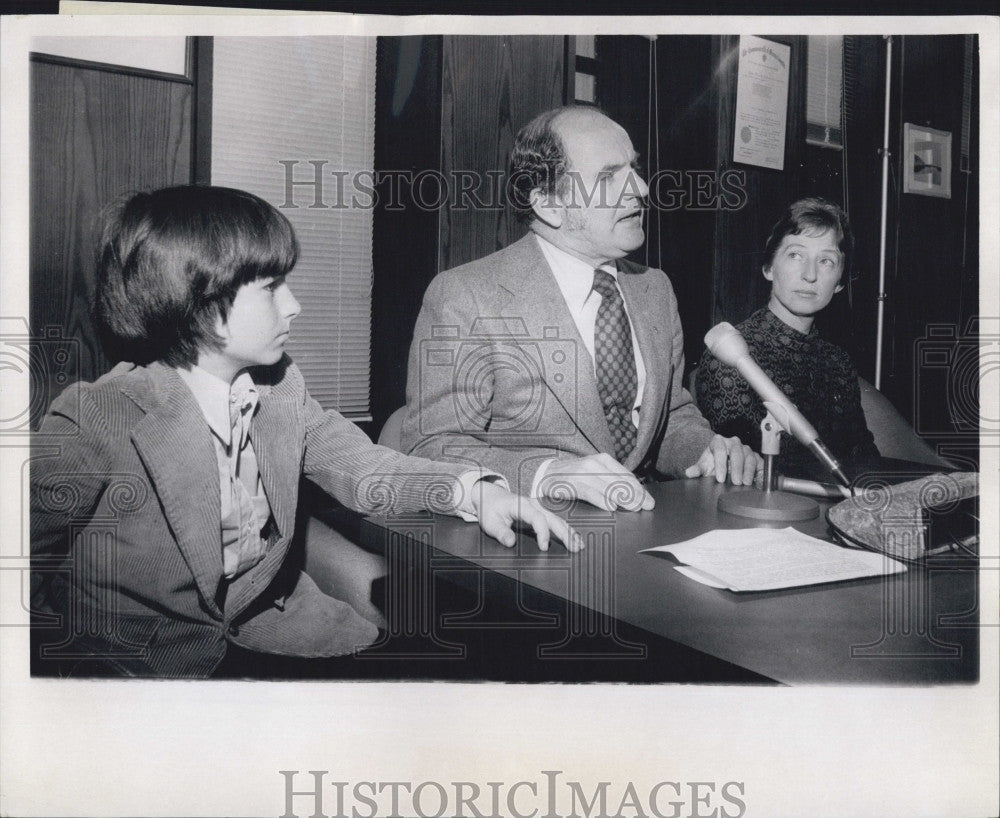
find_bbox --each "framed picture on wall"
[903,123,952,198]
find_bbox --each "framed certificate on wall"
[733,35,790,171]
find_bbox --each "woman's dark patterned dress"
[695,308,878,474]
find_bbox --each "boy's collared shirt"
[177,364,498,582]
[177,365,270,580]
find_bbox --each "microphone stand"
[718,406,820,522]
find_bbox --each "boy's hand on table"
[470,481,584,553]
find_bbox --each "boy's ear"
[529,187,564,229]
[213,306,231,338]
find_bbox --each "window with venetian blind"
[806,35,844,150]
[212,37,376,420]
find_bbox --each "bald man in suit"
[402,106,760,511]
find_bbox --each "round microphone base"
[718,489,819,522]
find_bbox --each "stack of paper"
[640,527,906,592]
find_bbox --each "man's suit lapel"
[127,365,225,616]
[619,265,670,469]
[497,235,614,456]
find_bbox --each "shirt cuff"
[529,458,556,499]
[453,470,509,522]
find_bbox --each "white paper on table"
[640,527,906,592]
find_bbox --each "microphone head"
[704,322,750,367]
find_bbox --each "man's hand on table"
[537,453,656,512]
[684,434,762,486]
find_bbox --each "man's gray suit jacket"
[401,233,715,494]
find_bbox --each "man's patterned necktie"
[592,268,637,463]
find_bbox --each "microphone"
[704,322,851,488]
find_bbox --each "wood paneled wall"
[439,35,565,270]
[30,58,193,423]
[371,35,566,430]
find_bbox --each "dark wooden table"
[361,468,979,685]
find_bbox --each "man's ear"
[834,282,845,293]
[762,264,773,282]
[529,187,564,229]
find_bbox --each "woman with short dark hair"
[695,197,878,474]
